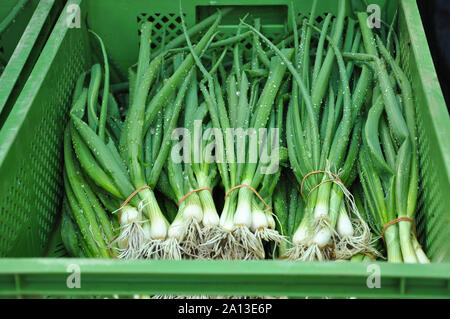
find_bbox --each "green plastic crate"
[0,0,64,127]
[0,0,449,298]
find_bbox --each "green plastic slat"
[0,0,63,125]
[0,1,37,63]
[0,259,448,298]
[0,0,448,298]
[0,0,88,257]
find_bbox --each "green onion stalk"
[164,114,218,260]
[197,73,250,259]
[61,197,91,258]
[115,21,167,258]
[351,13,429,263]
[181,70,223,260]
[177,11,255,259]
[233,18,291,253]
[247,0,374,261]
[246,83,290,247]
[230,50,292,259]
[64,125,116,259]
[65,9,229,260]
[190,45,246,259]
[188,16,291,258]
[68,71,148,259]
[273,172,305,258]
[65,21,189,259]
[113,13,221,258]
[142,67,194,259]
[162,65,206,260]
[147,10,225,260]
[64,32,137,258]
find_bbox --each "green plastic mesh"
[0,25,87,257]
[398,8,449,262]
[137,13,184,50]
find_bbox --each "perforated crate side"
[0,1,90,257]
[398,0,450,262]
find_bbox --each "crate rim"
[0,258,449,298]
[1,258,449,277]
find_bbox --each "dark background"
[417,0,450,108]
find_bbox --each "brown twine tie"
[224,184,272,212]
[117,185,152,224]
[108,185,152,259]
[300,170,343,204]
[381,216,418,244]
[177,187,213,207]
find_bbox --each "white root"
[109,203,149,259]
[255,228,286,246]
[142,239,165,259]
[304,244,334,261]
[286,241,334,261]
[200,226,260,260]
[197,225,222,259]
[180,218,203,259]
[201,228,243,260]
[162,217,205,260]
[163,237,183,260]
[110,221,146,259]
[285,244,307,260]
[233,225,265,260]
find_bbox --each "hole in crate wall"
[296,12,331,27]
[137,13,185,50]
[315,16,324,24]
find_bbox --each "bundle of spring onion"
[251,0,374,261]
[61,1,429,264]
[352,13,430,264]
